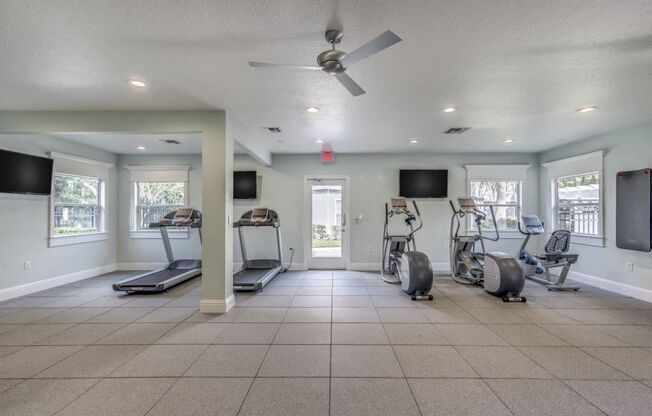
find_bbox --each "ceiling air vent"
[444,127,471,134]
[160,139,181,144]
[263,127,282,133]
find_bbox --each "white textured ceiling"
[51,133,202,155]
[1,0,651,154]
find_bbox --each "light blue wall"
[0,134,118,291]
[538,121,652,292]
[116,154,203,265]
[234,152,539,268]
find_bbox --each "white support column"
[199,113,235,313]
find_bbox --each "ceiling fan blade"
[341,30,402,68]
[248,61,322,70]
[335,72,366,96]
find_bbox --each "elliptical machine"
[381,198,434,300]
[449,197,526,302]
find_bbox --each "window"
[52,173,104,235]
[134,181,186,230]
[126,166,190,238]
[554,172,600,236]
[543,151,604,245]
[469,180,521,231]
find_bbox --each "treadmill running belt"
[234,268,274,285]
[120,269,187,287]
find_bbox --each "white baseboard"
[348,262,379,271]
[117,262,166,271]
[0,263,118,303]
[568,271,652,303]
[431,262,450,272]
[200,294,235,314]
[347,262,450,273]
[234,262,307,271]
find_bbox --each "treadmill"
[113,208,202,293]
[233,208,283,291]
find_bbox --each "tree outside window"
[469,180,521,231]
[53,173,102,235]
[135,182,185,229]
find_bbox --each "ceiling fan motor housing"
[317,49,347,74]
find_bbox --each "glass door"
[308,178,347,269]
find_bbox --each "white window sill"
[49,232,109,247]
[571,234,605,247]
[129,229,189,239]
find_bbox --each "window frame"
[49,173,108,247]
[542,151,604,247]
[552,171,603,239]
[129,180,189,239]
[467,179,523,234]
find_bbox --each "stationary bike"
[518,215,580,291]
[381,198,434,300]
[449,197,526,302]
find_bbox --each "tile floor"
[0,270,651,415]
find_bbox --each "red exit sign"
[321,151,334,163]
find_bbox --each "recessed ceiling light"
[315,139,324,144]
[409,138,419,144]
[503,139,514,143]
[443,107,457,113]
[136,145,146,150]
[127,79,147,88]
[305,106,320,113]
[577,106,597,113]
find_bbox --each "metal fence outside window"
[137,204,182,229]
[558,200,599,236]
[53,204,99,234]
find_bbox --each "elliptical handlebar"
[483,205,500,242]
[385,198,423,241]
[448,199,500,242]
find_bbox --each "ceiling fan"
[249,29,402,97]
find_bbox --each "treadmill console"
[250,208,270,223]
[157,208,199,227]
[521,215,545,235]
[173,208,195,226]
[235,208,278,227]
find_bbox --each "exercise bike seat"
[536,230,578,265]
[544,230,571,254]
[538,253,579,264]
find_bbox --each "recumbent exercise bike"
[518,215,580,291]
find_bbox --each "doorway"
[305,177,348,269]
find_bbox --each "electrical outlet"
[626,262,634,272]
[24,261,32,271]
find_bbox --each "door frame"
[303,175,350,270]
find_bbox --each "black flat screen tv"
[234,171,257,199]
[0,149,54,195]
[399,169,448,198]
